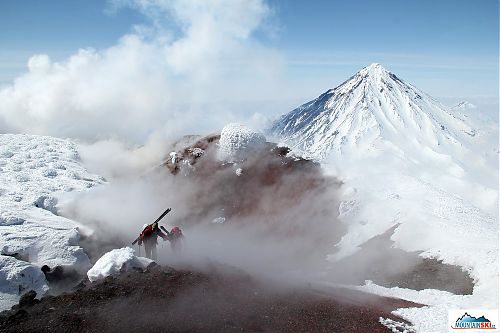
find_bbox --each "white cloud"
[27,55,51,73]
[0,0,285,143]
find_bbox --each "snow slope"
[271,64,499,332]
[451,100,499,173]
[0,134,104,310]
[330,170,498,332]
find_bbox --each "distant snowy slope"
[0,134,104,310]
[451,100,499,169]
[453,101,476,110]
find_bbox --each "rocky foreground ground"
[0,263,421,333]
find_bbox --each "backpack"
[141,224,154,238]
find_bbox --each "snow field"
[324,169,498,332]
[0,134,103,310]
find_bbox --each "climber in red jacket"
[138,222,168,261]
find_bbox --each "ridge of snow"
[0,134,104,310]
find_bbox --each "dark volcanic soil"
[0,264,421,333]
[332,225,474,295]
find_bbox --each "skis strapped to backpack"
[160,226,171,236]
[132,208,172,245]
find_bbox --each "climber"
[168,226,184,254]
[137,221,169,261]
[132,208,172,260]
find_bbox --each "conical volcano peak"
[271,63,475,160]
[332,63,398,96]
[358,63,391,78]
[366,62,383,70]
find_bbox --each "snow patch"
[218,123,266,163]
[33,196,58,215]
[212,217,226,224]
[42,169,58,178]
[169,152,177,164]
[0,256,48,310]
[87,247,154,282]
[379,317,416,333]
[0,212,25,226]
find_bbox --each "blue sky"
[0,1,145,82]
[268,0,498,102]
[0,0,498,108]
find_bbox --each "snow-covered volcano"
[271,63,475,160]
[271,63,498,213]
[272,64,499,332]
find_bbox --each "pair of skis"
[132,208,172,245]
[160,225,171,236]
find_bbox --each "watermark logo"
[449,310,498,332]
